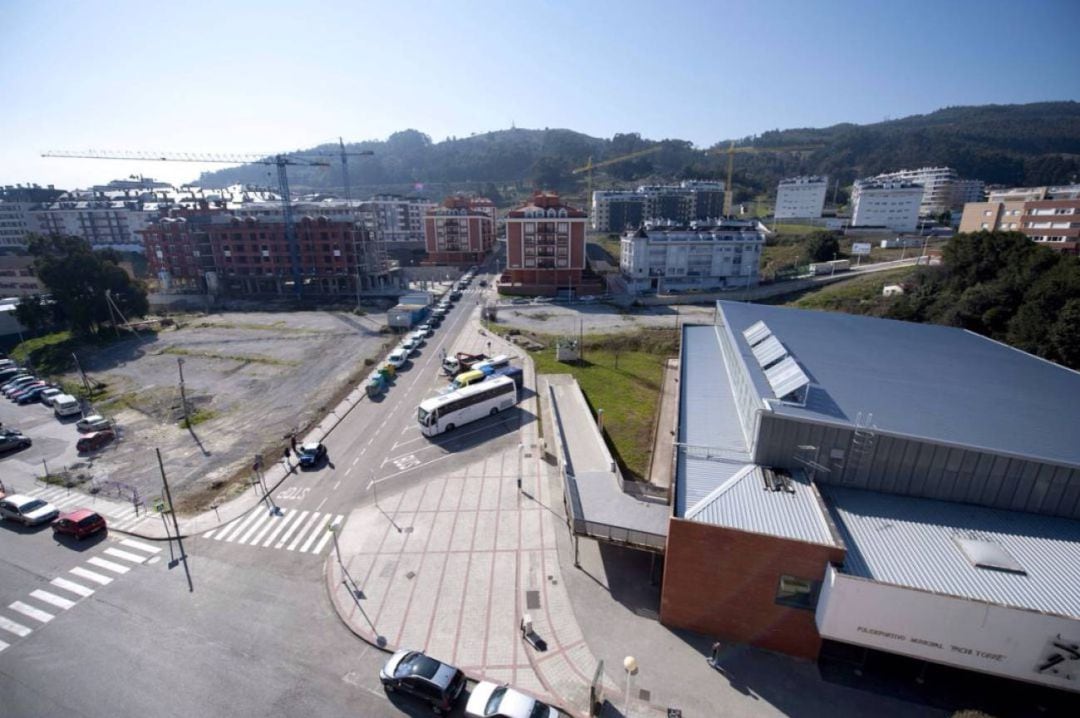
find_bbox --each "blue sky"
[2,0,1078,188]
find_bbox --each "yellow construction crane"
[571,146,663,205]
[707,142,825,215]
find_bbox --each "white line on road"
[249,510,284,546]
[87,556,130,575]
[352,457,360,466]
[69,567,112,585]
[119,538,162,554]
[30,590,76,610]
[316,497,327,512]
[274,511,310,549]
[10,601,54,624]
[344,467,352,476]
[237,511,274,544]
[104,547,148,564]
[0,639,8,652]
[311,515,343,555]
[299,514,332,553]
[286,512,322,551]
[202,529,218,539]
[0,615,32,638]
[220,509,264,542]
[332,481,341,491]
[261,510,299,548]
[50,577,94,598]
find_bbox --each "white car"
[465,681,558,718]
[410,330,426,346]
[77,414,111,433]
[0,494,60,527]
[39,388,62,406]
[387,347,408,368]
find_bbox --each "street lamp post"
[623,655,638,718]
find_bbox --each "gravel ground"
[493,302,717,336]
[72,310,390,503]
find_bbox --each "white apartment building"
[850,181,924,232]
[591,181,726,232]
[0,201,40,248]
[774,176,828,219]
[866,167,983,215]
[619,219,765,293]
[987,184,1080,202]
[33,198,157,252]
[360,195,434,244]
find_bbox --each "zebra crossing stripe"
[0,638,8,652]
[221,510,264,542]
[0,615,32,638]
[311,516,343,555]
[30,590,76,610]
[103,548,146,564]
[10,601,54,624]
[286,512,322,551]
[50,577,94,598]
[299,514,333,553]
[275,511,310,549]
[237,511,273,544]
[119,538,161,554]
[249,510,284,545]
[87,556,130,575]
[202,528,218,539]
[261,511,299,547]
[70,567,112,585]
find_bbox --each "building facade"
[501,192,600,297]
[34,199,156,252]
[423,196,495,265]
[619,220,765,293]
[959,193,1080,255]
[865,167,983,216]
[850,180,924,231]
[360,195,434,245]
[0,256,44,297]
[774,176,828,219]
[590,181,726,232]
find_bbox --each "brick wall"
[660,518,845,660]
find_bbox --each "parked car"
[297,441,327,468]
[53,394,82,417]
[10,382,47,402]
[76,429,116,453]
[52,508,107,540]
[387,347,408,369]
[15,385,54,405]
[39,388,62,406]
[0,494,59,526]
[417,323,434,337]
[3,375,38,397]
[380,649,466,715]
[0,431,32,454]
[409,330,426,347]
[76,414,112,432]
[465,681,558,718]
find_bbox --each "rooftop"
[823,484,1080,619]
[717,301,1080,469]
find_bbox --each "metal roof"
[822,485,1080,619]
[685,465,839,545]
[676,326,752,517]
[717,301,1080,469]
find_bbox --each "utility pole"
[177,357,189,426]
[156,448,182,543]
[71,352,92,405]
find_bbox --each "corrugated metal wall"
[754,414,1080,520]
[714,323,762,448]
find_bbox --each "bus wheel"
[489,407,499,416]
[446,423,455,432]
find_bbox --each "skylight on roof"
[953,536,1027,575]
[752,335,788,369]
[742,321,771,347]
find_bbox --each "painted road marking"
[30,590,76,610]
[275,511,310,549]
[392,454,421,471]
[286,512,321,551]
[299,514,333,553]
[50,577,94,598]
[87,556,130,575]
[237,511,273,544]
[104,548,147,564]
[311,515,343,555]
[10,601,54,624]
[69,567,112,585]
[261,510,299,547]
[316,497,327,512]
[119,539,161,554]
[0,616,32,638]
[249,510,283,546]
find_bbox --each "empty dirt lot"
[71,310,389,507]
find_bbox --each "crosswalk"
[0,538,160,654]
[24,486,156,533]
[202,509,342,555]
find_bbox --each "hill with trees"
[194,102,1080,204]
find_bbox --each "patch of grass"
[179,408,217,429]
[533,329,677,481]
[157,346,300,367]
[788,267,918,313]
[589,234,622,262]
[11,331,75,373]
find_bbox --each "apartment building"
[423,196,495,265]
[958,201,1027,233]
[987,184,1080,203]
[1018,199,1080,254]
[501,192,601,297]
[850,180,924,231]
[34,197,157,252]
[866,167,983,215]
[360,195,434,245]
[0,185,65,248]
[590,181,726,231]
[774,176,828,219]
[619,219,765,293]
[0,256,45,297]
[959,185,1080,254]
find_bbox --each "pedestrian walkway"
[0,537,160,655]
[21,485,160,533]
[200,508,342,555]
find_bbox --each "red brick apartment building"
[142,208,368,296]
[960,195,1080,255]
[500,192,602,297]
[423,196,495,266]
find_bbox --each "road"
[0,269,510,717]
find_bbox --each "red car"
[52,508,107,540]
[76,429,115,453]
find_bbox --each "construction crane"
[706,142,825,216]
[42,148,372,298]
[571,146,663,208]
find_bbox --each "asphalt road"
[0,268,515,717]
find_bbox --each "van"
[53,394,81,417]
[472,354,510,374]
[451,369,485,391]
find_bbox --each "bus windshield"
[417,407,431,425]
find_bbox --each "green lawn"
[788,267,918,313]
[530,330,676,481]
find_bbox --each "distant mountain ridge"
[195,102,1080,201]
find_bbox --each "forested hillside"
[195,102,1080,203]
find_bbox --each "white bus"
[418,376,517,437]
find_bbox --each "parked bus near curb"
[418,376,517,437]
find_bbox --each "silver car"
[465,681,558,718]
[0,494,60,526]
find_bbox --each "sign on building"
[851,242,872,256]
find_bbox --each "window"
[775,574,820,610]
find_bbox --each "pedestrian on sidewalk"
[290,435,297,452]
[709,640,722,667]
[283,447,293,473]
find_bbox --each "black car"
[0,431,32,454]
[297,441,327,468]
[380,650,466,714]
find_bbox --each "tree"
[13,293,57,335]
[804,231,840,263]
[25,234,149,336]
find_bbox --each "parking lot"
[1,310,390,505]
